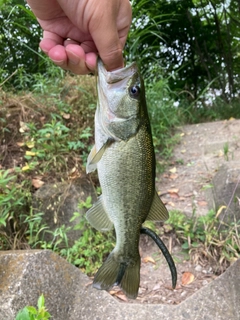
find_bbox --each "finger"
[40,31,64,53]
[48,45,68,69]
[89,1,132,71]
[66,44,95,74]
[91,27,124,71]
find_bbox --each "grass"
[165,209,240,274]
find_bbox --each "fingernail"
[52,59,65,66]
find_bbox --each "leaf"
[19,121,29,133]
[168,188,179,198]
[37,294,45,309]
[17,142,24,147]
[15,307,31,320]
[26,306,37,315]
[170,173,178,180]
[216,205,227,218]
[26,151,36,156]
[26,141,35,148]
[197,201,207,206]
[169,167,177,173]
[32,178,44,189]
[143,256,156,264]
[115,292,128,302]
[168,188,179,194]
[22,164,30,171]
[181,242,189,249]
[181,272,195,285]
[168,201,175,207]
[62,113,70,119]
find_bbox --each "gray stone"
[0,250,239,320]
[32,177,97,245]
[206,163,240,223]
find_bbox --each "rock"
[206,163,240,223]
[0,250,239,320]
[32,177,97,245]
[194,264,202,272]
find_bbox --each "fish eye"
[129,85,140,99]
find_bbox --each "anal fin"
[146,190,169,221]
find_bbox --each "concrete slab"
[0,250,239,320]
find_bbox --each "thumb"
[89,1,131,71]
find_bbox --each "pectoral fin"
[146,190,169,221]
[86,195,113,231]
[86,139,114,173]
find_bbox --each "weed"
[15,294,51,320]
[165,209,240,273]
[59,198,115,275]
[0,169,32,249]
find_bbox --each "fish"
[86,59,169,299]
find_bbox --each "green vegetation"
[165,209,240,273]
[15,294,51,320]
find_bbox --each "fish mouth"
[97,59,140,129]
[98,59,138,84]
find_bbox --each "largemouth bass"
[86,60,169,299]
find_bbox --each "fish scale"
[86,59,169,299]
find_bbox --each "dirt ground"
[110,119,240,304]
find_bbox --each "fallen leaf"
[62,113,70,119]
[25,151,36,156]
[143,256,156,264]
[216,205,227,218]
[22,164,30,171]
[179,197,186,201]
[169,167,177,173]
[218,150,224,157]
[180,133,185,137]
[19,121,29,133]
[170,174,178,180]
[169,193,179,199]
[16,142,24,147]
[84,281,93,287]
[197,201,207,206]
[168,188,179,194]
[26,141,35,148]
[32,178,44,189]
[181,149,186,153]
[168,202,175,207]
[152,283,161,291]
[110,290,128,302]
[181,272,195,285]
[184,193,193,197]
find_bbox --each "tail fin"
[93,253,140,299]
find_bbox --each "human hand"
[26,0,132,74]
